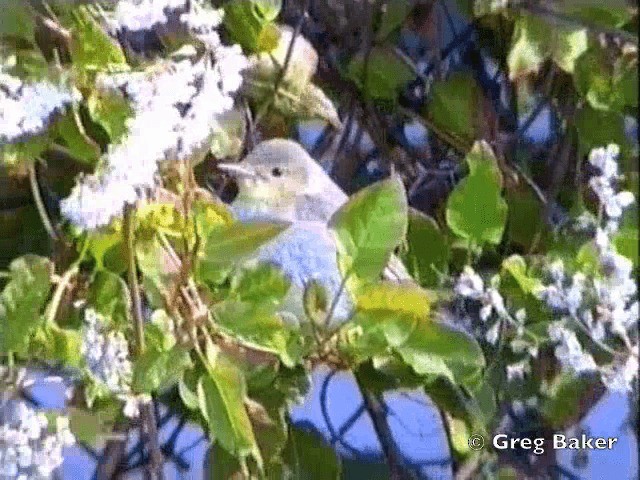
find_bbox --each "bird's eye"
[271,167,283,177]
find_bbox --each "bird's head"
[217,139,323,206]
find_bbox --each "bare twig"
[354,372,419,480]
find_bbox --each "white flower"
[565,273,587,316]
[548,259,565,283]
[574,211,597,232]
[589,144,620,179]
[601,354,638,392]
[0,73,79,143]
[548,323,597,375]
[81,309,133,397]
[454,266,484,300]
[538,284,566,311]
[180,5,224,49]
[112,0,187,32]
[506,360,530,382]
[0,399,74,479]
[485,321,500,345]
[62,51,247,230]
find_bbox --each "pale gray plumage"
[219,138,410,324]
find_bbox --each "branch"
[123,205,165,480]
[354,371,419,480]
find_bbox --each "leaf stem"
[28,162,58,241]
[44,264,78,326]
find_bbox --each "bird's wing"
[294,191,347,223]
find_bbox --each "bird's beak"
[217,163,257,179]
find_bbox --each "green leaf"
[212,300,298,367]
[210,109,247,159]
[574,48,638,112]
[505,185,544,252]
[356,282,432,319]
[197,353,260,460]
[54,110,101,165]
[87,89,132,143]
[48,326,83,368]
[204,443,246,479]
[281,425,341,479]
[425,73,480,147]
[179,371,200,410]
[0,0,35,42]
[556,1,633,28]
[231,263,291,307]
[68,405,119,445]
[395,318,485,384]
[346,47,414,102]
[575,105,628,156]
[500,255,542,295]
[446,141,507,246]
[541,373,599,429]
[68,6,128,79]
[401,210,449,288]
[86,270,131,327]
[0,134,50,168]
[329,176,408,289]
[376,0,413,40]
[132,345,193,393]
[614,226,638,267]
[201,221,289,269]
[135,232,180,309]
[223,0,275,53]
[253,0,282,22]
[0,255,52,354]
[86,229,125,273]
[507,14,587,79]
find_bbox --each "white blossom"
[454,266,484,300]
[111,0,187,32]
[548,323,597,375]
[80,309,145,417]
[506,360,530,382]
[587,144,635,220]
[0,399,74,479]
[61,50,247,230]
[0,72,79,144]
[589,144,620,179]
[601,354,638,393]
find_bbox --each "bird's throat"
[230,195,297,222]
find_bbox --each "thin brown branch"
[123,206,164,480]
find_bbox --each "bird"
[216,138,411,326]
[216,139,451,479]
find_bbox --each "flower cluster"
[0,398,75,479]
[80,309,144,418]
[61,4,247,230]
[454,266,536,382]
[111,0,187,32]
[539,145,637,392]
[0,69,79,144]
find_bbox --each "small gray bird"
[217,138,411,325]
